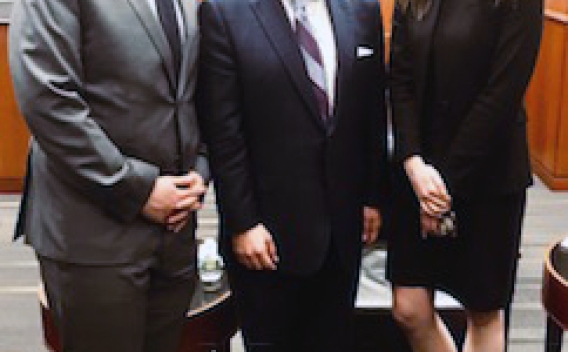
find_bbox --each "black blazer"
[198,0,388,275]
[390,0,543,197]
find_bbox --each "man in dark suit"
[9,0,207,351]
[197,0,389,350]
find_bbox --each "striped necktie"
[293,0,330,123]
[157,0,182,78]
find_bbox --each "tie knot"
[294,0,319,5]
[292,0,318,17]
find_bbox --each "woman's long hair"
[396,0,432,20]
[397,0,509,20]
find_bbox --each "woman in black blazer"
[388,0,542,350]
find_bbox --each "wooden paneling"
[546,0,568,14]
[380,0,394,56]
[526,9,568,190]
[0,24,29,193]
[380,0,394,32]
[526,19,565,173]
[558,27,568,177]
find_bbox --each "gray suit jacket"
[9,0,207,265]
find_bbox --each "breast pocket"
[355,45,376,60]
[353,42,381,84]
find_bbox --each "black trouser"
[228,242,360,352]
[39,231,196,352]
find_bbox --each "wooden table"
[39,275,238,352]
[542,239,568,352]
[179,275,238,351]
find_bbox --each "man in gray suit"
[9,0,206,351]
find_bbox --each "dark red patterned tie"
[293,0,330,123]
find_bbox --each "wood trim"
[532,157,568,190]
[0,178,24,193]
[186,290,232,319]
[546,9,568,24]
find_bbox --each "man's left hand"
[363,206,381,245]
[166,171,207,232]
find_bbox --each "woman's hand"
[404,155,451,217]
[420,211,440,238]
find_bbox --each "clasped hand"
[142,171,207,232]
[404,156,451,236]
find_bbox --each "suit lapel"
[126,0,177,90]
[325,0,354,134]
[410,0,441,102]
[250,0,324,130]
[177,0,199,97]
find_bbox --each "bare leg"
[392,286,457,352]
[463,310,504,352]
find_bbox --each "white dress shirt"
[146,0,186,43]
[281,0,338,110]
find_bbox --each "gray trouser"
[38,232,197,352]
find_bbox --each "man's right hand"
[142,175,206,227]
[232,224,279,271]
